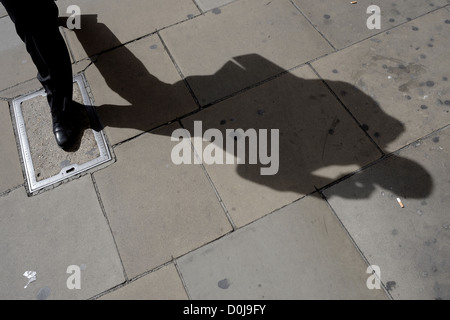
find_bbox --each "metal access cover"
[12,74,113,194]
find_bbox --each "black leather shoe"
[51,105,80,151]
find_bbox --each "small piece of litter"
[23,271,37,288]
[351,1,358,4]
[397,198,405,208]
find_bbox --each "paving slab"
[194,0,238,12]
[0,78,42,101]
[0,16,40,92]
[0,60,91,101]
[56,0,200,61]
[0,176,125,300]
[0,5,7,18]
[93,123,233,279]
[160,0,333,106]
[99,264,188,300]
[312,7,450,153]
[178,195,388,300]
[292,0,449,49]
[182,65,382,227]
[324,126,450,300]
[0,100,23,193]
[84,34,197,146]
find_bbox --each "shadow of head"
[69,16,432,200]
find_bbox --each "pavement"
[0,0,449,300]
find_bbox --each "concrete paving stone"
[0,16,40,92]
[0,100,23,193]
[194,0,238,12]
[0,5,7,18]
[99,264,188,300]
[0,64,91,101]
[93,123,233,279]
[292,0,450,49]
[182,65,382,227]
[160,0,333,106]
[0,78,42,101]
[72,59,93,76]
[0,176,125,300]
[56,0,200,62]
[312,7,450,153]
[178,195,389,300]
[84,34,197,146]
[324,126,450,300]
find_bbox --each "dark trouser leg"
[1,0,73,111]
[1,0,80,150]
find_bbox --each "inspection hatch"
[12,74,113,194]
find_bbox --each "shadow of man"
[70,15,433,201]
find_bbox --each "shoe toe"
[53,122,78,150]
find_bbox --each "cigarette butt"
[397,198,404,208]
[351,1,357,4]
